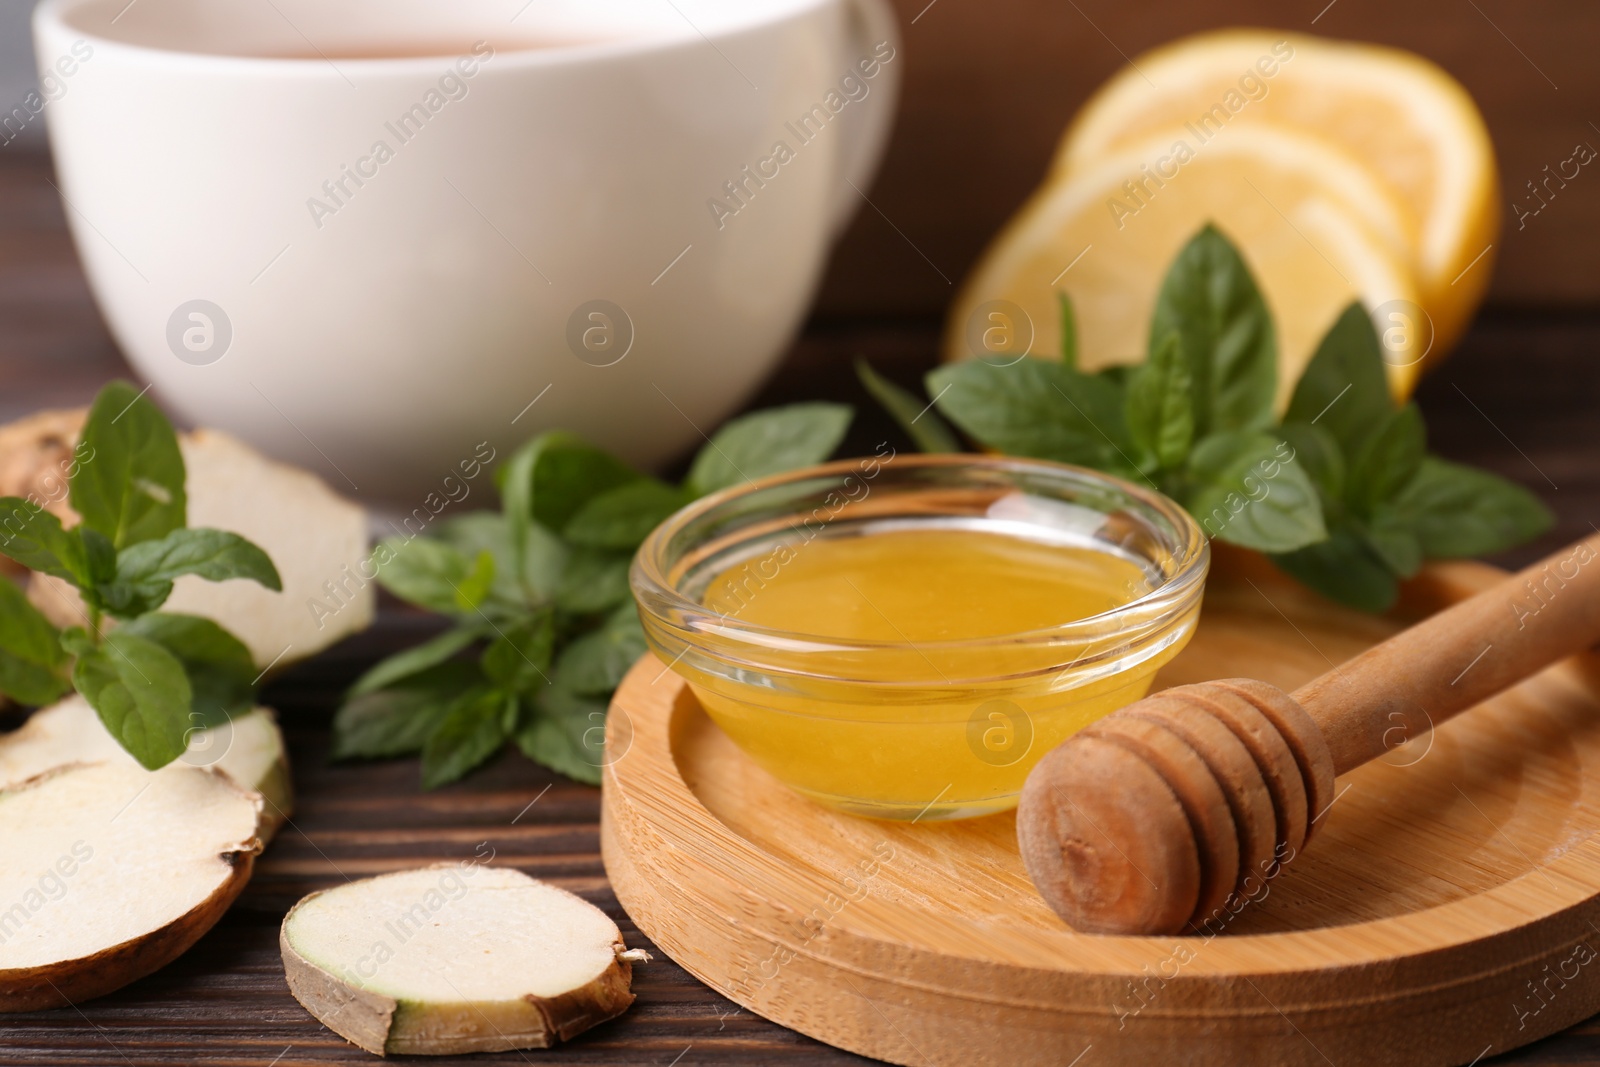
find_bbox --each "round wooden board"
[601,556,1600,1067]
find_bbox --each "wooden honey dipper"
[1016,531,1600,937]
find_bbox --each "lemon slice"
[1054,29,1499,356]
[944,123,1424,406]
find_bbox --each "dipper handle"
[1018,532,1600,937]
[1296,532,1600,774]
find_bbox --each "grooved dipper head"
[1016,679,1335,937]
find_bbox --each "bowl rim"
[631,452,1210,655]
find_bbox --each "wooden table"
[4,148,1600,1065]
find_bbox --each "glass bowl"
[631,454,1209,821]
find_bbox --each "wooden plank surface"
[2,145,1600,1064]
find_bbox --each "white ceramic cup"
[33,0,899,501]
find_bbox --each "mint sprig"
[925,227,1326,556]
[0,381,282,768]
[1271,303,1552,610]
[865,223,1551,611]
[333,402,853,788]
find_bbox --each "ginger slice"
[0,409,372,672]
[0,696,292,841]
[0,762,261,1011]
[281,865,643,1055]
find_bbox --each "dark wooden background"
[4,1,1600,1061]
[821,0,1600,316]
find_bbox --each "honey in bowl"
[632,456,1208,821]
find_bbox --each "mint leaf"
[421,686,512,789]
[333,661,478,759]
[431,511,510,558]
[516,683,606,785]
[1391,457,1554,558]
[433,512,567,613]
[1362,507,1423,578]
[928,359,1133,473]
[1276,422,1346,508]
[373,536,474,616]
[855,360,959,454]
[1185,431,1325,552]
[120,612,256,726]
[82,528,117,588]
[563,481,692,550]
[499,431,641,533]
[70,381,187,549]
[116,528,281,589]
[501,432,637,600]
[1058,291,1079,370]
[73,631,192,770]
[0,497,89,585]
[555,604,646,696]
[105,527,281,618]
[1150,224,1276,436]
[1126,331,1195,471]
[1346,404,1426,515]
[481,611,555,692]
[454,549,495,614]
[555,547,633,614]
[60,626,94,658]
[1272,524,1399,613]
[685,402,853,496]
[0,578,70,706]
[349,623,483,697]
[1285,302,1392,450]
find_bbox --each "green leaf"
[0,497,89,585]
[105,527,281,618]
[500,431,641,533]
[1346,404,1426,515]
[501,432,637,602]
[81,528,117,588]
[333,661,480,759]
[349,624,484,697]
[1284,302,1393,451]
[563,481,692,551]
[1058,291,1079,370]
[1391,457,1555,558]
[516,685,607,785]
[855,360,960,454]
[1272,524,1399,613]
[430,511,509,558]
[927,360,1134,472]
[481,611,556,692]
[119,613,257,727]
[1099,365,1135,388]
[0,578,69,706]
[60,626,94,659]
[555,547,634,614]
[1362,508,1423,578]
[453,549,495,613]
[685,402,853,496]
[72,631,193,770]
[70,380,187,549]
[433,512,567,612]
[1184,431,1325,552]
[1276,422,1346,508]
[372,536,474,616]
[421,686,511,789]
[1149,224,1277,436]
[556,604,647,696]
[1125,331,1195,471]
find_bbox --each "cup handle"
[828,0,902,238]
